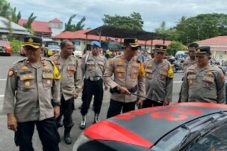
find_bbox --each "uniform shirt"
[81,52,107,80]
[51,54,81,101]
[3,58,61,122]
[183,57,196,73]
[145,59,174,103]
[104,55,145,103]
[181,65,224,103]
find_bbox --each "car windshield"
[185,124,227,151]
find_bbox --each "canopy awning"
[85,25,167,40]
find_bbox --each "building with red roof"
[19,18,63,38]
[197,36,227,60]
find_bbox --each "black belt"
[86,76,102,81]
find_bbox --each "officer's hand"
[74,93,78,99]
[163,99,170,106]
[137,100,144,107]
[54,106,60,119]
[119,86,131,95]
[7,113,17,132]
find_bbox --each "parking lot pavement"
[0,56,183,150]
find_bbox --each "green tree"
[64,14,86,31]
[0,0,11,19]
[155,21,167,34]
[102,12,144,30]
[175,13,227,44]
[23,13,36,32]
[11,7,21,24]
[167,41,186,55]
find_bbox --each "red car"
[0,40,11,56]
[74,102,227,151]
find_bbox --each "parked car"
[73,102,227,151]
[73,49,83,58]
[44,44,60,57]
[0,40,11,56]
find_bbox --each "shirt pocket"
[145,69,152,79]
[19,73,35,90]
[67,65,75,77]
[98,62,105,72]
[159,70,167,80]
[187,74,196,86]
[42,72,53,88]
[202,75,214,89]
[86,62,95,71]
[115,67,125,78]
[131,65,139,79]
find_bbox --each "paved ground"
[0,55,183,151]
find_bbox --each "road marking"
[0,95,4,98]
[0,79,6,81]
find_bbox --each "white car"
[73,49,83,58]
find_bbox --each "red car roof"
[84,102,227,149]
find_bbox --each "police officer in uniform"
[140,45,174,107]
[3,36,61,151]
[50,40,81,144]
[178,43,198,102]
[180,46,225,103]
[182,43,199,72]
[104,38,145,118]
[80,41,107,129]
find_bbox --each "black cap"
[154,44,167,52]
[124,38,140,48]
[196,46,211,55]
[22,36,42,49]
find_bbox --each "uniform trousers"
[107,99,136,118]
[81,79,103,116]
[57,96,74,128]
[14,117,60,151]
[142,99,163,108]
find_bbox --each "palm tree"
[64,14,86,31]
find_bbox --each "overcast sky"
[8,0,227,31]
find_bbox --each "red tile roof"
[197,36,227,45]
[53,29,172,45]
[19,19,51,33]
[49,18,62,23]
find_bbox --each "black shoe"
[57,122,63,128]
[93,114,99,124]
[64,133,72,144]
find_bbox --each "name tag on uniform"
[42,73,53,79]
[20,74,34,81]
[203,76,214,83]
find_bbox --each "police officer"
[50,40,81,144]
[180,46,225,103]
[182,43,199,72]
[178,43,198,102]
[140,45,174,107]
[3,36,61,151]
[104,38,145,118]
[80,41,107,129]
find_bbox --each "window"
[185,124,227,151]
